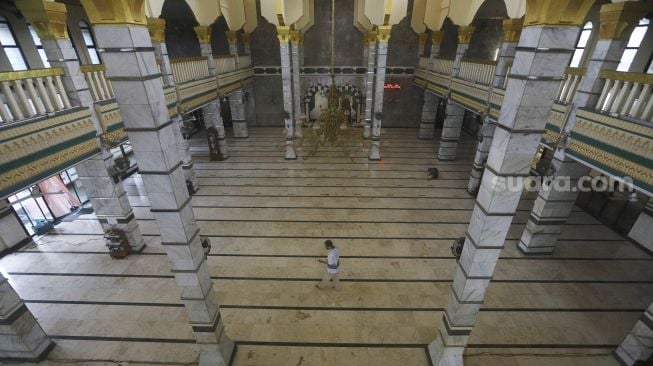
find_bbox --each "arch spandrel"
[411,0,428,34]
[185,0,220,25]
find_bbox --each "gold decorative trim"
[16,0,68,40]
[502,18,523,43]
[565,66,586,76]
[524,0,595,27]
[457,26,475,44]
[461,58,498,66]
[600,1,652,40]
[147,17,166,43]
[169,56,208,64]
[194,25,212,44]
[0,67,64,82]
[80,64,107,73]
[364,31,378,45]
[242,33,251,45]
[80,0,146,26]
[600,70,653,84]
[418,32,428,45]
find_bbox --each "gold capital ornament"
[502,18,524,43]
[147,18,166,43]
[277,26,291,43]
[242,33,251,45]
[16,0,68,40]
[524,0,595,27]
[376,25,392,43]
[364,31,377,45]
[225,30,238,45]
[599,1,652,40]
[290,30,304,45]
[80,0,147,26]
[194,25,212,44]
[431,30,444,45]
[457,26,475,44]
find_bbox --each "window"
[569,22,593,68]
[617,18,650,72]
[79,21,100,64]
[0,16,28,70]
[28,25,50,68]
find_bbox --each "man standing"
[316,240,340,289]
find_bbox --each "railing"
[458,59,497,86]
[239,55,252,69]
[502,61,513,89]
[432,58,453,76]
[418,56,430,70]
[555,67,585,103]
[80,64,114,102]
[596,70,653,121]
[214,55,237,75]
[0,68,72,124]
[170,56,210,84]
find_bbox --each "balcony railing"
[239,55,252,69]
[432,57,453,76]
[170,56,210,84]
[214,55,237,75]
[81,64,114,102]
[0,67,72,124]
[555,67,585,103]
[596,70,653,121]
[458,58,497,86]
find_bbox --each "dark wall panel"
[303,0,364,66]
[161,0,201,59]
[211,16,230,56]
[253,76,284,126]
[251,15,280,66]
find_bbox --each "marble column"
[629,200,653,253]
[290,30,303,138]
[369,26,391,161]
[17,0,145,251]
[519,1,646,254]
[437,26,473,161]
[0,201,31,253]
[493,19,523,87]
[427,1,593,364]
[418,32,427,59]
[278,26,296,159]
[428,30,444,69]
[226,31,249,138]
[363,30,377,138]
[0,272,54,360]
[467,119,495,195]
[148,18,198,192]
[615,302,653,365]
[468,20,523,194]
[80,2,234,364]
[195,25,229,158]
[225,31,239,69]
[419,92,439,139]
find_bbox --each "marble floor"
[2,127,652,366]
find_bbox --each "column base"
[368,140,381,161]
[285,140,297,160]
[183,163,199,195]
[419,123,436,139]
[427,336,464,366]
[518,240,555,255]
[98,214,146,252]
[232,120,249,138]
[466,186,479,197]
[437,154,457,161]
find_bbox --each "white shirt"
[327,247,340,274]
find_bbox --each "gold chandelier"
[297,0,367,160]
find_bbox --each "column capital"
[277,26,291,43]
[80,0,147,26]
[290,30,304,45]
[364,30,378,45]
[431,30,444,44]
[194,25,212,44]
[599,1,652,40]
[457,26,475,44]
[524,0,595,28]
[15,0,68,40]
[147,17,166,43]
[225,30,238,45]
[376,25,392,43]
[418,32,428,45]
[502,18,524,43]
[242,33,251,45]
